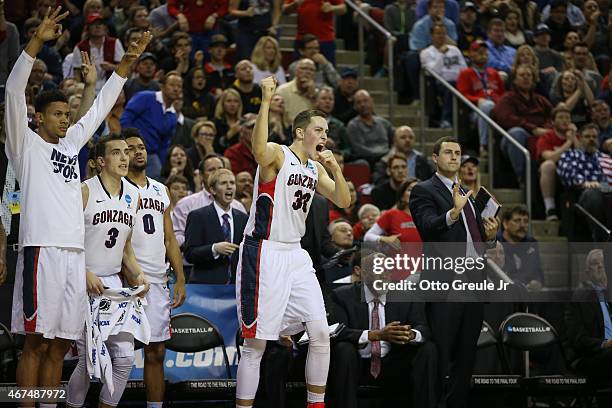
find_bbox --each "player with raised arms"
[235,76,351,408]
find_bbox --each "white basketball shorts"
[143,282,171,342]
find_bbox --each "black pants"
[575,347,612,406]
[428,302,484,408]
[327,340,438,408]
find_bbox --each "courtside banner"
[130,284,239,381]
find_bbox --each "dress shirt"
[211,201,234,259]
[593,283,612,343]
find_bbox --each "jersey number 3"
[105,228,119,248]
[292,190,311,213]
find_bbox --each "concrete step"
[338,63,370,74]
[531,220,560,237]
[281,48,360,65]
[370,90,397,104]
[361,77,391,92]
[535,235,568,243]
[279,36,345,49]
[283,25,297,37]
[491,188,524,205]
[280,15,297,25]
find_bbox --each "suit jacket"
[302,194,336,279]
[184,203,248,284]
[330,283,430,349]
[172,115,196,150]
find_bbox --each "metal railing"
[344,0,395,122]
[419,67,532,233]
[575,203,611,241]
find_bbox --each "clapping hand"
[451,183,472,219]
[35,6,69,42]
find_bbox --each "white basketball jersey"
[126,177,170,284]
[84,176,139,277]
[244,145,319,244]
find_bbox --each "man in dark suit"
[408,136,499,408]
[328,252,438,408]
[184,169,248,283]
[566,249,612,405]
[302,193,337,282]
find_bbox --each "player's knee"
[242,338,266,367]
[113,355,135,374]
[144,342,166,364]
[307,320,330,351]
[46,338,72,360]
[22,334,48,356]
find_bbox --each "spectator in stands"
[581,0,611,73]
[229,0,281,60]
[182,66,215,120]
[456,2,485,55]
[557,123,609,240]
[173,97,196,148]
[504,9,526,48]
[22,17,62,84]
[123,5,150,39]
[372,153,408,210]
[329,219,356,250]
[561,31,598,72]
[250,36,287,85]
[323,219,357,282]
[167,0,227,58]
[568,42,603,93]
[545,0,578,51]
[148,2,179,40]
[122,27,145,56]
[550,70,595,127]
[383,0,417,56]
[205,34,235,96]
[236,171,254,198]
[213,88,243,153]
[416,0,459,23]
[532,24,565,76]
[68,94,82,124]
[497,205,544,288]
[268,94,292,144]
[67,0,109,50]
[160,144,196,192]
[346,90,393,167]
[27,59,57,97]
[492,63,553,185]
[592,100,612,151]
[158,31,192,76]
[224,114,258,177]
[275,58,317,121]
[0,10,18,85]
[232,59,263,114]
[420,22,467,129]
[486,18,516,75]
[457,40,505,157]
[409,0,457,51]
[72,12,125,94]
[536,105,576,220]
[103,89,125,136]
[184,169,248,283]
[121,71,183,179]
[186,120,216,171]
[329,180,359,224]
[352,203,381,241]
[166,174,190,212]
[172,154,247,247]
[333,67,359,125]
[373,126,433,185]
[316,86,350,158]
[283,0,346,65]
[288,34,341,88]
[511,44,555,98]
[124,52,160,102]
[460,155,480,193]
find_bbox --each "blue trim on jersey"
[240,237,262,329]
[22,246,39,320]
[253,195,273,240]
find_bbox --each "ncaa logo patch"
[99,298,111,312]
[125,194,133,207]
[152,184,161,196]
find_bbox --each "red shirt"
[536,129,566,161]
[285,0,344,41]
[224,142,256,177]
[456,67,505,104]
[167,0,228,33]
[376,209,422,280]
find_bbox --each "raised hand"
[261,76,277,101]
[35,6,69,42]
[317,149,341,172]
[80,51,98,86]
[451,183,472,217]
[125,30,153,63]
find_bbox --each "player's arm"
[122,230,149,296]
[164,187,186,308]
[81,182,105,295]
[252,76,283,170]
[314,153,351,208]
[73,51,97,123]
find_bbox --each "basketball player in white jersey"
[124,127,186,408]
[4,7,151,403]
[66,133,148,408]
[235,77,351,408]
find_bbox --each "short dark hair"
[433,136,460,155]
[580,123,600,135]
[388,152,408,168]
[121,127,146,145]
[94,133,126,159]
[430,21,447,34]
[488,18,505,31]
[165,174,189,189]
[171,31,191,48]
[301,34,319,47]
[199,153,225,173]
[161,70,182,84]
[502,204,529,222]
[396,177,419,208]
[550,0,568,10]
[34,90,68,113]
[552,104,571,119]
[292,109,327,139]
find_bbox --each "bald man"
[232,59,262,114]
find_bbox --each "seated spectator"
[550,70,595,127]
[229,0,281,61]
[592,100,612,151]
[124,52,160,102]
[497,205,544,289]
[333,67,359,125]
[372,153,408,210]
[204,34,235,96]
[68,94,82,124]
[409,0,457,51]
[373,126,433,185]
[383,0,418,56]
[536,105,577,220]
[330,181,360,224]
[213,88,243,153]
[158,31,192,76]
[236,171,254,198]
[416,0,459,23]
[160,144,196,192]
[557,123,609,240]
[28,59,57,98]
[288,34,340,88]
[508,0,539,32]
[268,94,292,145]
[224,114,258,177]
[103,89,125,136]
[347,90,393,166]
[328,252,436,408]
[331,247,365,284]
[545,0,580,51]
[122,27,145,59]
[120,71,183,179]
[420,22,467,129]
[232,60,263,115]
[329,219,356,251]
[542,0,585,28]
[566,42,603,93]
[148,3,179,41]
[275,58,317,122]
[166,174,190,212]
[352,204,381,241]
[22,17,63,85]
[250,36,287,86]
[532,24,565,77]
[186,120,216,171]
[486,18,516,75]
[459,155,480,193]
[123,5,150,39]
[182,66,215,120]
[456,40,506,156]
[492,63,553,185]
[184,169,249,283]
[511,44,555,98]
[580,0,611,73]
[504,9,526,48]
[323,219,357,282]
[315,86,350,158]
[561,31,598,72]
[456,2,485,55]
[173,98,196,149]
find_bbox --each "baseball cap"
[210,34,228,47]
[534,23,551,36]
[461,155,480,166]
[461,2,478,12]
[340,67,358,79]
[469,39,488,51]
[86,12,105,26]
[138,52,157,63]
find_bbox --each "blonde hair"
[512,45,540,82]
[214,88,243,120]
[251,36,282,73]
[208,168,235,190]
[191,119,217,140]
